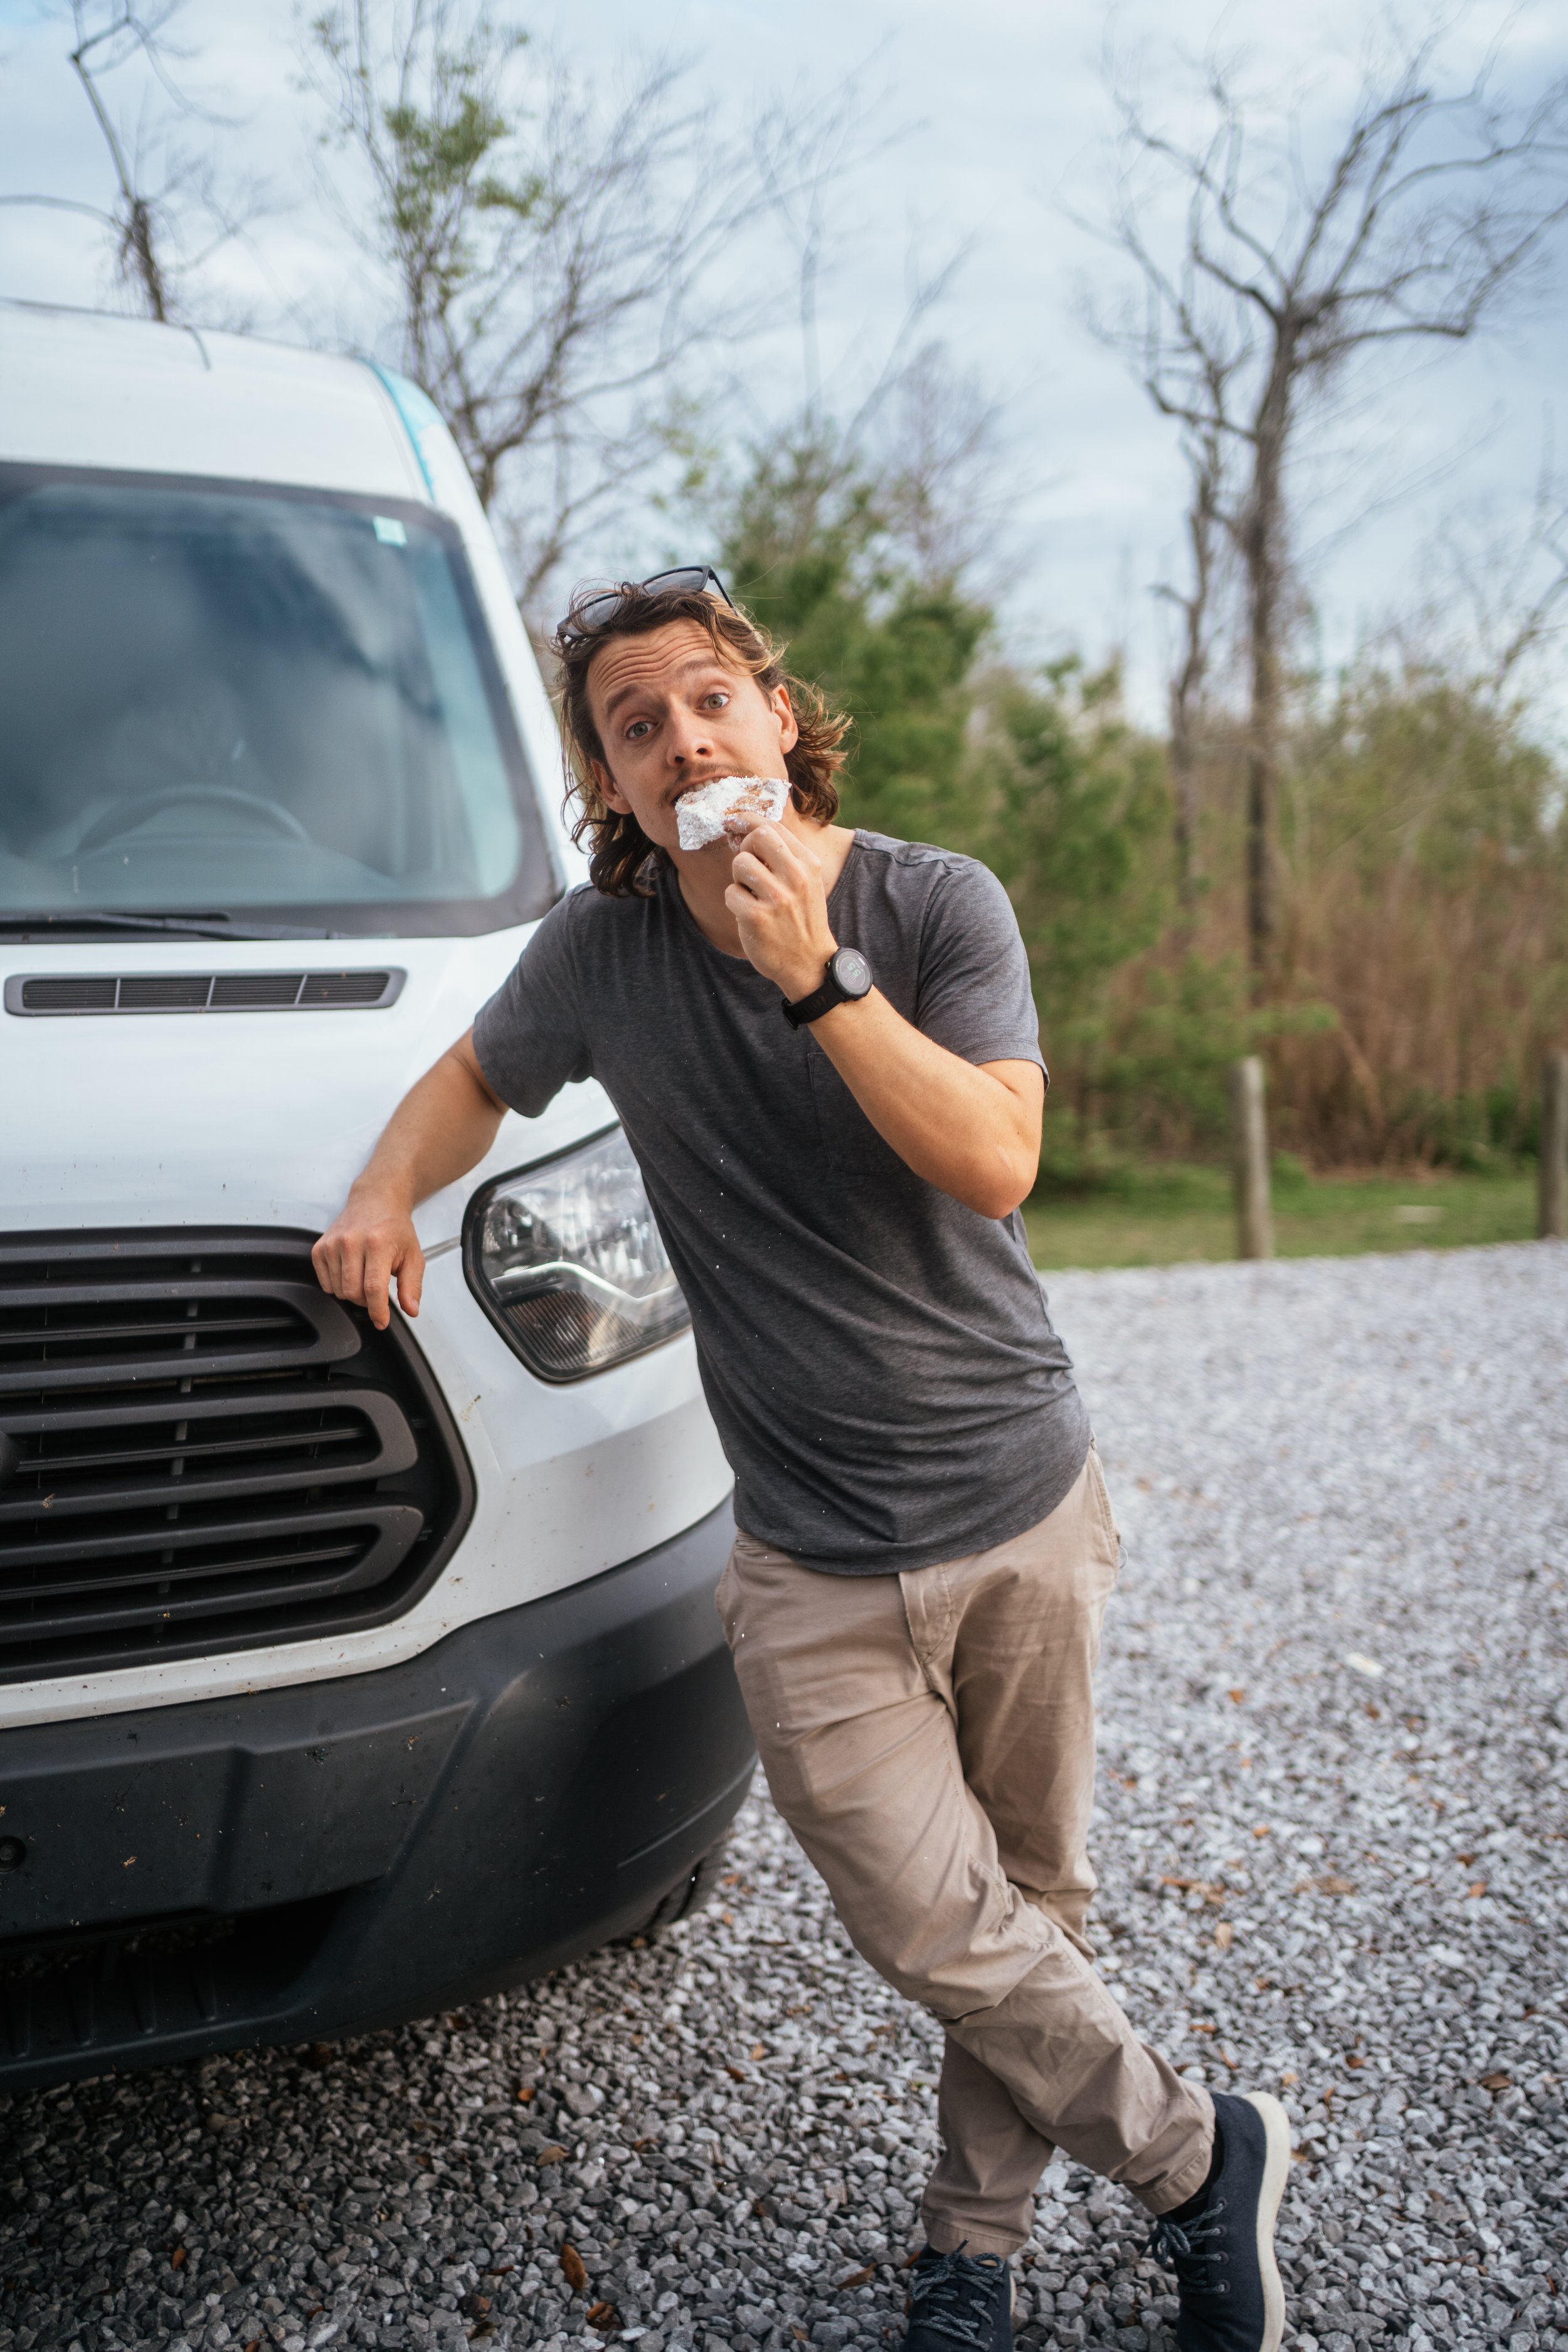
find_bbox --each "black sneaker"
[1150,2090,1290,2351]
[902,2244,1013,2350]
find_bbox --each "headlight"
[464,1125,691,1382]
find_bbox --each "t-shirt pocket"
[807,1047,903,1173]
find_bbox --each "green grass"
[1025,1161,1539,1273]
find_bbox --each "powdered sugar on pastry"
[674,773,788,851]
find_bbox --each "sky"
[2,0,1566,723]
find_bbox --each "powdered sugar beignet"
[674,773,789,851]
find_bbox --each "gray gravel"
[2,1241,1564,2352]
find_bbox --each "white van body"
[0,304,750,2083]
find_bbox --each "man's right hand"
[312,1189,424,1330]
[310,1029,509,1331]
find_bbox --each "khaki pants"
[716,1450,1212,2257]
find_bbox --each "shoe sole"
[1242,2090,1291,2352]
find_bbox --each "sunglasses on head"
[558,565,734,645]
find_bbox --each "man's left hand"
[725,823,839,1002]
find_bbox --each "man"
[312,571,1290,2352]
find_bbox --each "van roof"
[0,300,432,503]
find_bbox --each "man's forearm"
[313,1030,506,1328]
[351,1033,506,1210]
[810,993,1042,1218]
[721,822,1042,1218]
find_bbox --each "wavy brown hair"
[551,580,850,897]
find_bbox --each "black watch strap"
[782,946,873,1029]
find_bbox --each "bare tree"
[0,1,260,324]
[747,64,911,433]
[714,337,1003,617]
[1162,419,1224,904]
[1439,456,1568,698]
[877,340,1009,591]
[1148,347,1244,905]
[73,3,179,317]
[1094,35,1568,987]
[307,1,822,613]
[704,80,1000,607]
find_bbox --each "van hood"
[3,930,607,1242]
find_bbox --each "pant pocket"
[715,1547,739,1636]
[1085,1448,1121,1577]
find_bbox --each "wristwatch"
[781,946,874,1029]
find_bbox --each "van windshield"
[0,467,554,936]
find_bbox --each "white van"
[0,301,751,2087]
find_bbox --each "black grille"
[119,974,213,1010]
[0,1229,473,1680]
[0,1895,345,2063]
[4,970,404,1016]
[19,976,116,1011]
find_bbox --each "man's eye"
[625,719,652,739]
[702,692,729,709]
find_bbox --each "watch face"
[833,947,872,997]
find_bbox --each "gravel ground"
[2,1241,1564,2352]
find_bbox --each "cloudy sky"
[3,0,1565,719]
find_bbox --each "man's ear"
[590,756,633,817]
[771,684,800,757]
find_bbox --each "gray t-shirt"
[472,829,1090,1573]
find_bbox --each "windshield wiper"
[0,911,345,941]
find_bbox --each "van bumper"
[0,1496,751,2090]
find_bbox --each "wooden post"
[1231,1056,1274,1261]
[1541,1051,1568,1241]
